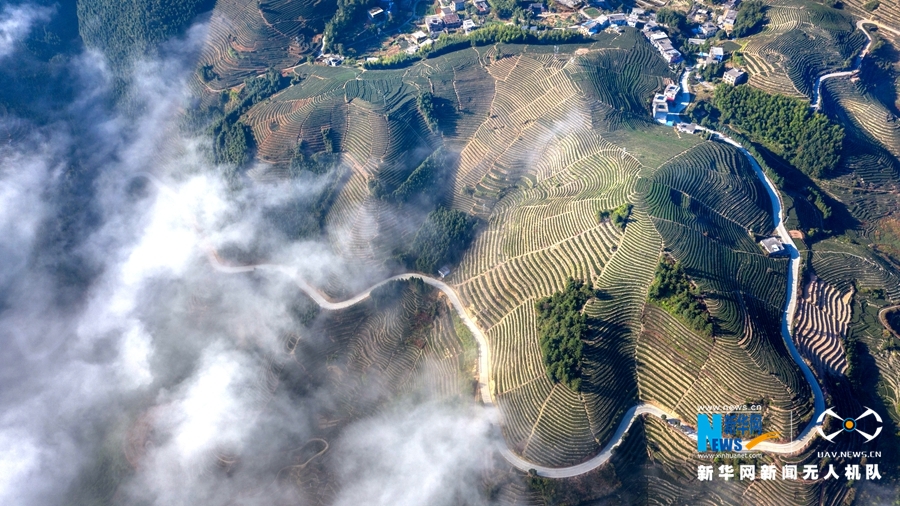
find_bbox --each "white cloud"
[333,402,493,506]
[0,4,53,59]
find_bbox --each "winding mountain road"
[200,137,824,475]
[811,19,879,111]
[142,79,826,475]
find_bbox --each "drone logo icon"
[816,407,882,442]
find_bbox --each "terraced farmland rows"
[843,0,900,34]
[241,70,442,265]
[811,247,900,302]
[449,54,591,217]
[742,3,866,100]
[315,283,474,415]
[638,414,844,505]
[453,127,642,466]
[198,0,305,89]
[794,276,850,376]
[823,78,900,161]
[645,141,814,437]
[635,305,713,419]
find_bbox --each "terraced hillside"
[281,279,479,501]
[810,240,900,303]
[820,77,900,193]
[740,1,867,99]
[197,0,332,89]
[642,141,814,438]
[842,0,900,30]
[230,33,819,478]
[619,415,852,505]
[794,276,850,376]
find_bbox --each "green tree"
[535,278,599,391]
[402,208,477,274]
[713,84,844,178]
[648,260,713,336]
[732,0,766,38]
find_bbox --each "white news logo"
[816,407,882,442]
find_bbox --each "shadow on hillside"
[581,319,637,402]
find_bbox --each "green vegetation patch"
[370,148,449,204]
[417,91,438,131]
[77,0,215,68]
[364,24,584,69]
[732,0,766,38]
[648,260,713,337]
[401,208,477,274]
[535,278,599,391]
[203,68,291,176]
[714,84,844,178]
[598,203,632,231]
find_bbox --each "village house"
[580,20,602,35]
[723,68,747,85]
[709,46,724,62]
[699,21,718,38]
[555,0,583,9]
[426,15,444,34]
[759,237,786,256]
[720,9,737,30]
[410,30,427,43]
[473,0,490,14]
[442,12,462,28]
[529,3,545,14]
[652,93,669,122]
[463,18,477,33]
[368,7,385,20]
[607,13,627,25]
[663,83,680,101]
[646,30,682,64]
[693,9,708,23]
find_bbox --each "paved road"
[199,143,823,474]
[139,88,826,475]
[811,19,878,111]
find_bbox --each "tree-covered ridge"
[399,208,477,275]
[323,0,378,54]
[208,68,291,173]
[417,92,438,132]
[363,24,583,69]
[732,0,767,38]
[369,148,448,204]
[535,278,599,392]
[77,0,215,67]
[714,84,844,178]
[648,260,713,337]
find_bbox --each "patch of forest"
[714,84,845,178]
[395,208,477,275]
[77,0,216,70]
[648,260,713,337]
[363,24,583,69]
[535,278,599,392]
